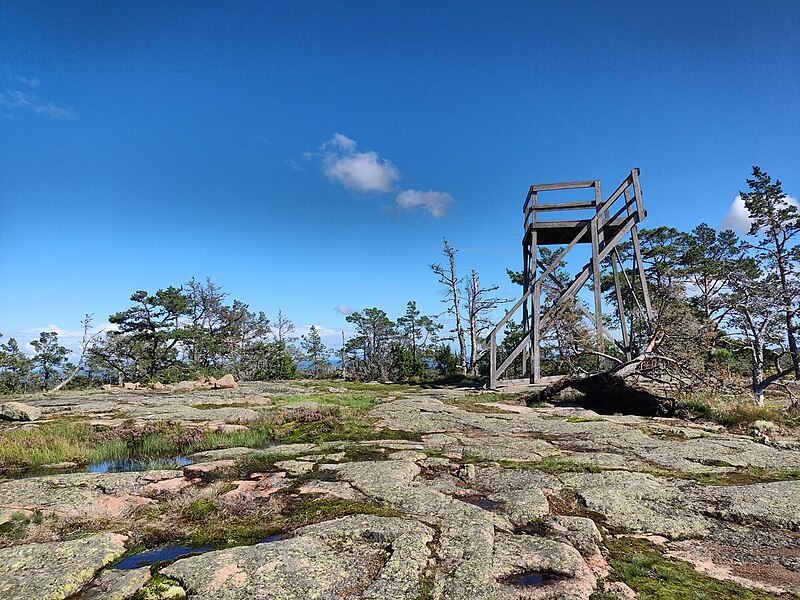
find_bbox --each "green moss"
[190,402,259,410]
[183,498,217,521]
[499,457,604,474]
[603,537,773,600]
[131,574,184,600]
[234,452,285,476]
[270,392,380,410]
[187,515,282,548]
[565,416,606,423]
[644,465,800,486]
[339,444,386,463]
[290,498,402,525]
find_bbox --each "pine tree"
[740,166,800,379]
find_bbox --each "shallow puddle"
[114,544,213,570]
[455,495,502,511]
[502,571,552,586]
[87,456,194,473]
[113,535,286,570]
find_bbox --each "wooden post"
[529,225,538,378]
[532,279,541,382]
[590,182,604,367]
[630,169,654,323]
[611,249,631,360]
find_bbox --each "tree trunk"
[775,249,800,379]
[751,342,765,406]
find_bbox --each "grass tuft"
[603,537,773,599]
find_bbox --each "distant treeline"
[1,167,798,405]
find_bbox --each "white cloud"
[395,189,454,218]
[0,75,77,120]
[318,133,400,193]
[334,305,354,315]
[721,196,750,233]
[0,90,32,108]
[16,75,40,88]
[722,194,800,233]
[33,101,77,120]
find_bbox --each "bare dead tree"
[430,239,467,374]
[462,269,510,375]
[49,314,102,393]
[340,330,347,379]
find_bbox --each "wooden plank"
[529,200,596,212]
[487,288,533,340]
[529,180,597,192]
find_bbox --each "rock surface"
[164,515,434,599]
[0,533,127,599]
[1,384,800,598]
[78,565,151,600]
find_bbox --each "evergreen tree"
[740,166,800,378]
[30,331,69,390]
[345,308,396,380]
[300,325,329,378]
[0,336,33,392]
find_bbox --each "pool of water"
[113,534,286,570]
[501,570,561,586]
[113,544,213,570]
[455,495,503,511]
[86,456,194,473]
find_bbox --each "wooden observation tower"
[487,168,654,389]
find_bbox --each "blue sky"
[1,1,799,354]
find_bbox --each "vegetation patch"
[290,498,402,525]
[234,452,286,476]
[0,421,98,472]
[0,403,382,474]
[0,510,43,541]
[545,489,609,525]
[565,416,606,423]
[182,498,217,521]
[270,392,381,410]
[647,465,800,486]
[298,380,418,393]
[602,537,773,599]
[499,457,604,475]
[190,402,259,410]
[339,444,386,463]
[131,574,185,600]
[678,395,793,429]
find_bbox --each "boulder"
[0,401,42,421]
[209,374,237,389]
